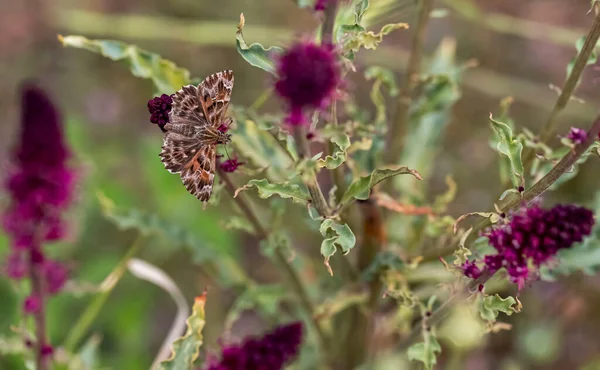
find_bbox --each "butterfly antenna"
[224,145,232,160]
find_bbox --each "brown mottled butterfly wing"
[159,70,234,201]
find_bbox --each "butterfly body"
[159,70,234,201]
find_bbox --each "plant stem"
[523,10,600,166]
[29,247,48,370]
[64,234,145,352]
[320,0,338,45]
[293,125,332,217]
[385,0,435,164]
[218,169,330,353]
[403,112,600,346]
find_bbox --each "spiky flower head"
[147,94,173,132]
[219,158,245,173]
[275,41,340,126]
[205,322,303,370]
[463,204,595,289]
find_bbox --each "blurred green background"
[1,0,600,369]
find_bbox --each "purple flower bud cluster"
[147,94,173,132]
[204,322,303,370]
[462,204,595,289]
[219,158,245,173]
[567,127,588,145]
[275,41,340,126]
[2,84,75,354]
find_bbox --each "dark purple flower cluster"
[567,127,587,144]
[205,322,303,370]
[219,158,245,173]
[275,42,340,126]
[147,94,173,132]
[463,204,595,289]
[2,84,74,352]
[314,0,328,11]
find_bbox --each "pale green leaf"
[160,293,207,369]
[479,294,516,322]
[489,114,524,187]
[453,211,500,234]
[566,36,598,83]
[236,14,284,75]
[407,336,442,370]
[222,216,256,235]
[340,167,422,205]
[318,133,351,169]
[235,179,310,204]
[59,35,190,94]
[319,219,356,275]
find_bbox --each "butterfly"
[159,70,234,201]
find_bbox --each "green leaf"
[453,228,473,266]
[96,192,216,262]
[318,133,351,169]
[354,0,370,23]
[365,66,398,130]
[222,216,256,235]
[59,35,190,94]
[160,293,207,370]
[340,166,422,205]
[566,36,598,83]
[453,211,501,234]
[344,23,408,54]
[407,336,442,370]
[236,14,284,75]
[235,179,310,204]
[225,285,287,331]
[489,114,524,187]
[479,294,516,321]
[319,219,356,275]
[361,251,404,282]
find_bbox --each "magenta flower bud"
[147,94,173,132]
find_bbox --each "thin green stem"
[217,168,330,354]
[293,125,332,217]
[385,0,435,164]
[523,10,600,166]
[64,234,145,352]
[249,88,273,111]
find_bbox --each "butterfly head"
[217,130,232,145]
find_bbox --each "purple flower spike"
[275,42,340,126]
[567,127,587,145]
[205,322,303,370]
[147,94,173,132]
[462,260,481,279]
[465,204,595,289]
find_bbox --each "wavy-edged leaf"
[365,66,398,130]
[160,292,207,370]
[489,114,524,187]
[318,133,350,169]
[408,335,442,370]
[58,35,189,94]
[340,166,422,205]
[453,211,501,234]
[479,294,517,322]
[320,219,356,275]
[236,14,284,75]
[235,179,310,204]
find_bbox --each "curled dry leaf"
[373,192,434,216]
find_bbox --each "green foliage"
[365,66,399,129]
[96,192,216,262]
[318,133,351,169]
[489,114,524,187]
[160,293,207,370]
[340,166,422,206]
[319,219,356,275]
[225,284,288,331]
[361,251,404,282]
[566,36,598,84]
[407,335,442,370]
[59,35,190,94]
[236,14,284,75]
[235,179,310,204]
[479,294,517,321]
